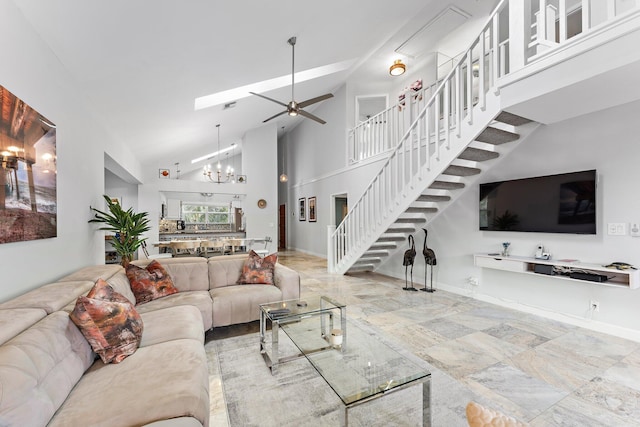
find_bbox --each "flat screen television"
[479,169,597,234]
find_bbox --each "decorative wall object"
[308,197,317,222]
[298,198,306,221]
[0,84,57,244]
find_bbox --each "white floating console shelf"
[473,254,639,290]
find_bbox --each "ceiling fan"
[250,37,333,124]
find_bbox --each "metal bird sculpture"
[421,228,437,293]
[402,234,418,291]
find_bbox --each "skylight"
[194,59,356,111]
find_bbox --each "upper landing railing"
[348,0,640,165]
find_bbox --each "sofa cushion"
[139,305,204,347]
[0,308,47,345]
[126,260,179,305]
[70,280,144,364]
[48,339,209,427]
[106,270,137,304]
[0,311,94,426]
[58,264,124,282]
[143,417,204,427]
[0,280,94,314]
[132,257,210,292]
[134,291,213,331]
[236,250,278,285]
[208,254,246,289]
[210,284,282,327]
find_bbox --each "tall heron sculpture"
[421,228,437,292]
[402,234,418,291]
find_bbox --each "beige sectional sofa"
[0,254,300,427]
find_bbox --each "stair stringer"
[332,93,505,274]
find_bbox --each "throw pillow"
[70,279,144,364]
[237,250,278,285]
[125,260,179,305]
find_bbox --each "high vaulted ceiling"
[13,0,499,176]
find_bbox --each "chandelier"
[203,124,234,183]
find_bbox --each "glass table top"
[281,317,430,406]
[260,295,345,321]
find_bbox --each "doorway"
[331,193,348,227]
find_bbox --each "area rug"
[208,320,432,427]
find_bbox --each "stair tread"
[476,127,519,145]
[395,218,427,223]
[405,207,438,213]
[443,165,481,177]
[369,243,397,249]
[377,236,406,242]
[417,194,451,202]
[458,147,500,162]
[495,111,532,127]
[429,181,465,190]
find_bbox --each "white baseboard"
[437,282,640,343]
[286,247,327,259]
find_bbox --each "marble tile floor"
[205,251,640,426]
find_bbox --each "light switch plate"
[608,223,627,236]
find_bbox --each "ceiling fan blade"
[263,110,288,123]
[298,109,326,125]
[249,92,288,108]
[298,93,334,109]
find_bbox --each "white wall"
[377,99,640,337]
[0,0,142,302]
[286,84,391,256]
[105,169,138,211]
[242,124,278,241]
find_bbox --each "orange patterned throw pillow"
[126,260,179,305]
[237,250,278,285]
[70,279,144,364]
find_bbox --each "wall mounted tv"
[479,169,597,234]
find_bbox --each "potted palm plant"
[89,195,151,266]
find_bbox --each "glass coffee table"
[260,296,431,426]
[259,295,346,374]
[282,317,431,426]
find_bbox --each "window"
[182,204,231,225]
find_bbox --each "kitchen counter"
[158,231,246,240]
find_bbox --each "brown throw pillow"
[237,250,278,285]
[126,260,179,305]
[70,279,144,364]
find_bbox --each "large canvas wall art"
[0,84,57,243]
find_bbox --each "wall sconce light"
[389,59,406,76]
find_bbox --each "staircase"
[328,0,640,274]
[348,113,537,273]
[328,0,529,274]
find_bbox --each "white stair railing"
[348,85,434,164]
[348,0,640,166]
[329,0,510,273]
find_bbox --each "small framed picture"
[308,197,317,222]
[159,169,170,179]
[299,198,306,221]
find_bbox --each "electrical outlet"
[590,300,600,312]
[631,223,640,237]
